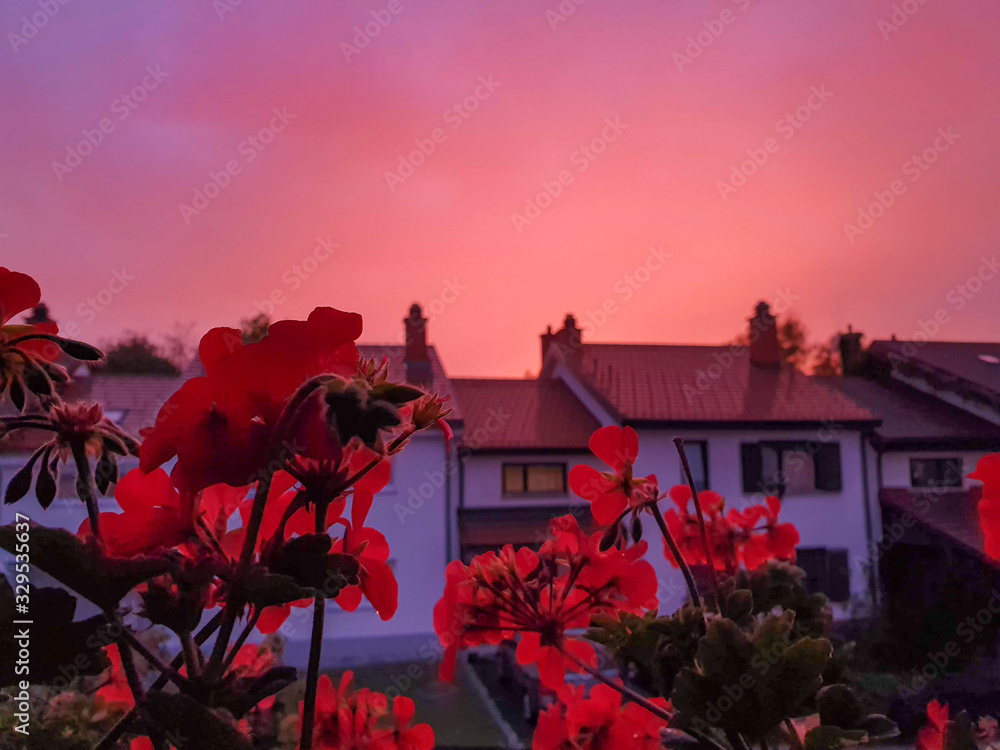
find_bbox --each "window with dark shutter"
[795,547,851,603]
[827,550,851,602]
[741,443,763,493]
[814,443,842,491]
[741,441,842,495]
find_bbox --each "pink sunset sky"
[2,0,998,376]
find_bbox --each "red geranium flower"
[96,644,134,709]
[330,458,398,620]
[77,468,191,557]
[434,514,656,689]
[141,308,362,492]
[664,487,798,573]
[298,671,433,750]
[970,453,1000,561]
[534,683,670,750]
[917,700,949,750]
[569,426,657,526]
[0,268,64,406]
[384,696,435,750]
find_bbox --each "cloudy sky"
[3,0,998,376]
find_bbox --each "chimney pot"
[839,326,865,376]
[404,303,432,387]
[540,313,583,373]
[748,301,782,367]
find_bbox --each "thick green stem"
[650,502,702,609]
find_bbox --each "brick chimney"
[541,314,583,371]
[838,325,864,375]
[404,303,432,387]
[748,301,782,367]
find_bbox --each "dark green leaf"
[4,449,42,505]
[817,684,864,728]
[370,381,426,404]
[630,514,643,543]
[0,577,111,685]
[36,448,57,509]
[141,691,252,750]
[95,451,118,495]
[9,378,25,411]
[0,524,175,610]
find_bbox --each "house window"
[740,441,841,496]
[795,548,850,603]
[680,441,709,491]
[502,463,567,496]
[910,458,963,489]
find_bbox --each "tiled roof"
[821,376,1000,447]
[572,344,876,424]
[881,487,985,558]
[86,375,183,438]
[869,340,1000,399]
[451,379,599,450]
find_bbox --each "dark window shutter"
[741,443,763,493]
[796,548,827,594]
[814,443,842,491]
[827,550,850,602]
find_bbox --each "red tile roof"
[572,344,876,424]
[451,379,599,450]
[881,487,985,558]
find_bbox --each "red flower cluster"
[971,453,1000,561]
[569,426,658,525]
[298,671,434,750]
[534,683,670,750]
[434,515,657,689]
[663,487,798,572]
[140,308,363,492]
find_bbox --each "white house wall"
[459,426,877,620]
[880,449,988,490]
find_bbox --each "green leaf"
[0,577,110,685]
[35,448,57,509]
[141,691,252,750]
[0,524,175,610]
[3,449,42,505]
[233,565,317,609]
[370,381,425,404]
[817,684,864,728]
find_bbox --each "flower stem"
[92,613,223,750]
[207,471,274,679]
[300,497,332,750]
[299,597,326,750]
[222,610,262,672]
[559,645,674,725]
[673,438,722,609]
[71,440,102,546]
[650,501,701,609]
